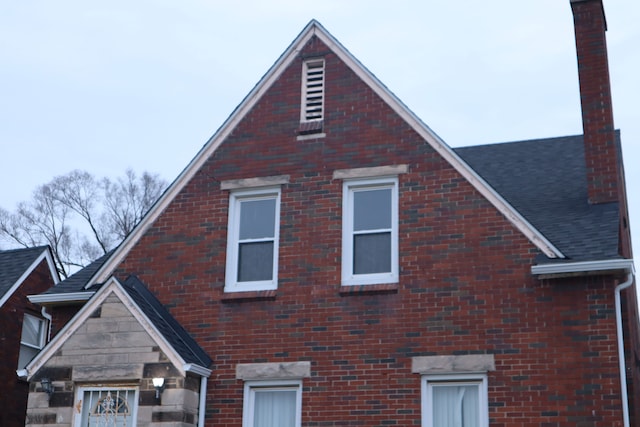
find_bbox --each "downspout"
[198,376,207,427]
[615,271,634,427]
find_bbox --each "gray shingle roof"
[121,275,212,368]
[40,250,113,295]
[0,246,51,301]
[454,133,620,261]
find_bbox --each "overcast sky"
[1,1,638,269]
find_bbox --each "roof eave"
[184,363,212,377]
[531,258,635,278]
[28,291,95,305]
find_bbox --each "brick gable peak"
[84,20,565,289]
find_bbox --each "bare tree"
[0,169,167,278]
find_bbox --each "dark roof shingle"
[0,246,51,300]
[40,250,113,295]
[121,275,212,368]
[454,133,620,261]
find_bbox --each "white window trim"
[341,176,399,286]
[18,313,46,369]
[300,58,325,123]
[20,313,46,350]
[225,187,281,292]
[421,373,488,427]
[242,380,302,427]
[73,386,139,427]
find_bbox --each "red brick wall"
[0,259,55,427]
[49,304,83,338]
[113,36,629,426]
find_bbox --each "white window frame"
[73,386,139,427]
[225,187,281,292]
[18,313,46,369]
[242,380,302,427]
[421,374,488,427]
[341,177,399,286]
[300,58,325,123]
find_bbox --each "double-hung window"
[422,374,488,427]
[225,187,281,292]
[243,380,302,427]
[18,313,46,369]
[342,177,399,286]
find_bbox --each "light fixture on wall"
[152,377,165,399]
[40,377,53,399]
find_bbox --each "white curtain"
[253,389,297,427]
[432,385,479,427]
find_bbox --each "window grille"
[79,389,136,427]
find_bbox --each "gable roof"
[79,19,567,289]
[22,274,212,380]
[0,246,58,308]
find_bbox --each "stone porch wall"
[25,292,200,427]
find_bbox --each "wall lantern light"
[152,377,165,399]
[40,377,53,399]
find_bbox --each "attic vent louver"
[301,58,325,123]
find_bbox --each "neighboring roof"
[121,275,212,368]
[23,275,212,380]
[0,246,59,308]
[455,133,620,262]
[42,251,111,294]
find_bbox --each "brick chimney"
[570,0,620,204]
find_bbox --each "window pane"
[432,384,479,427]
[240,198,276,240]
[18,345,38,370]
[353,232,391,274]
[21,315,43,347]
[238,242,274,282]
[253,389,297,427]
[353,188,391,231]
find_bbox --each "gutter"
[28,291,95,305]
[532,258,635,427]
[531,258,633,277]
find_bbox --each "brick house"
[21,0,639,426]
[0,246,58,427]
